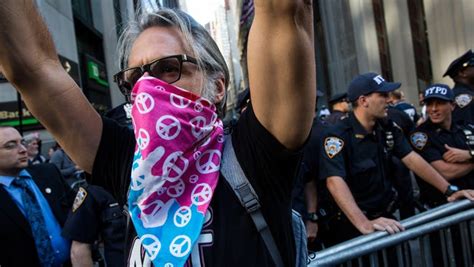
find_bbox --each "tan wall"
[383,0,419,107]
[348,0,381,73]
[424,0,474,86]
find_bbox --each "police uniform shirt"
[62,185,125,266]
[387,106,415,137]
[452,83,474,124]
[410,120,474,191]
[393,101,419,123]
[325,110,348,125]
[319,113,412,214]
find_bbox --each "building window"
[72,0,93,29]
[407,0,432,91]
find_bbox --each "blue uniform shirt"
[0,169,70,266]
[319,113,412,213]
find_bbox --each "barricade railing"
[308,199,474,266]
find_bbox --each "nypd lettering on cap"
[324,137,344,159]
[425,86,448,96]
[455,94,472,108]
[410,132,428,150]
[72,187,88,212]
[373,75,385,85]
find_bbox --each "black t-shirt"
[291,117,327,217]
[319,113,412,214]
[409,120,474,204]
[452,83,474,125]
[92,104,299,266]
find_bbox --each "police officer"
[62,185,126,267]
[325,92,349,125]
[443,49,474,124]
[388,89,420,124]
[319,73,474,247]
[410,83,474,207]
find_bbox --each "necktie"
[13,177,55,267]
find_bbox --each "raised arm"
[0,0,102,173]
[248,1,316,149]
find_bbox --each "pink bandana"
[128,76,224,266]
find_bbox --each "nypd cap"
[423,83,453,102]
[347,72,401,102]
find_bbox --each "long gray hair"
[117,8,229,116]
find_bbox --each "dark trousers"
[391,157,416,219]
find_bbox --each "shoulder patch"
[410,132,428,150]
[72,187,88,212]
[455,94,472,108]
[324,137,344,159]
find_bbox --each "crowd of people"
[294,51,474,265]
[0,0,473,266]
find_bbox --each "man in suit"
[0,126,74,266]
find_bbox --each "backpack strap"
[221,135,284,267]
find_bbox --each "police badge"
[72,187,88,212]
[410,132,428,150]
[455,94,472,108]
[324,137,344,158]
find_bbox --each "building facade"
[0,0,133,149]
[316,0,473,108]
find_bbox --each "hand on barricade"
[447,189,474,202]
[360,217,404,235]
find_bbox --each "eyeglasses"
[1,140,27,150]
[113,54,198,99]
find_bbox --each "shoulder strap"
[221,135,285,267]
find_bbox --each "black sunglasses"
[113,54,198,99]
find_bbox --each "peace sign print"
[156,115,181,141]
[137,128,150,150]
[189,174,198,184]
[135,92,155,114]
[155,85,166,91]
[131,174,146,191]
[140,234,161,260]
[191,183,213,206]
[190,116,208,139]
[193,151,202,160]
[173,206,192,227]
[217,134,225,143]
[195,98,213,111]
[140,198,174,228]
[162,151,189,182]
[167,179,185,197]
[196,149,221,174]
[211,113,218,125]
[158,187,167,195]
[194,102,203,113]
[169,235,192,258]
[170,93,191,109]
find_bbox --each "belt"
[365,189,399,219]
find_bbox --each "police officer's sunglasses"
[113,54,198,99]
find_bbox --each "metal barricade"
[308,199,474,266]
